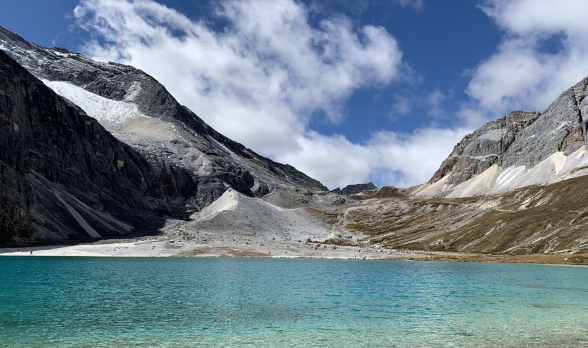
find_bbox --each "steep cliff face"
[414,76,588,198]
[0,25,328,245]
[0,25,326,203]
[426,111,541,189]
[0,50,200,245]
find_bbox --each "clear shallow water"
[0,257,587,348]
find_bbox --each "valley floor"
[0,233,586,265]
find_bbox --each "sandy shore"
[1,232,586,265]
[0,235,424,260]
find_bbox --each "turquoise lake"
[0,257,587,347]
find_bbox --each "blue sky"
[1,0,587,189]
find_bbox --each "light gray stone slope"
[414,76,588,198]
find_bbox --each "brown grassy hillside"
[340,175,588,254]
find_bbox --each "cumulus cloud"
[73,0,463,189]
[466,0,588,117]
[280,127,468,189]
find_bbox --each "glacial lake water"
[0,257,587,347]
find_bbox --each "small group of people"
[16,248,33,255]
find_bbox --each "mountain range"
[1,25,587,256]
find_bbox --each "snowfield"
[43,80,148,127]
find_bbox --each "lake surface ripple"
[0,257,587,347]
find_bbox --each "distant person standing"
[30,250,33,255]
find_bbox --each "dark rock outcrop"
[0,50,196,244]
[331,182,377,195]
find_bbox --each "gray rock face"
[415,74,588,198]
[430,111,541,187]
[501,82,588,167]
[0,50,190,244]
[331,182,377,195]
[427,75,588,190]
[0,26,326,193]
[0,25,327,245]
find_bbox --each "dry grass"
[306,207,339,225]
[339,176,588,254]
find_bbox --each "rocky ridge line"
[414,75,588,198]
[0,25,330,245]
[0,25,327,203]
[331,182,378,195]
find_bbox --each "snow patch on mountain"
[416,147,588,198]
[42,80,148,127]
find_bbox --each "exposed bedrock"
[0,25,326,196]
[420,75,588,198]
[430,111,541,187]
[0,50,205,244]
[331,182,378,195]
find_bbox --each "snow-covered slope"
[43,80,148,127]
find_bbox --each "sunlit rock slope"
[414,77,588,198]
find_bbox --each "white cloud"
[395,0,424,10]
[280,127,469,189]
[73,0,462,189]
[369,127,469,187]
[390,89,448,121]
[426,89,445,117]
[467,0,588,116]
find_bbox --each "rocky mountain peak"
[414,75,588,199]
[0,25,329,245]
[428,110,540,187]
[0,24,327,195]
[331,182,378,195]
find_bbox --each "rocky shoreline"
[1,233,586,266]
